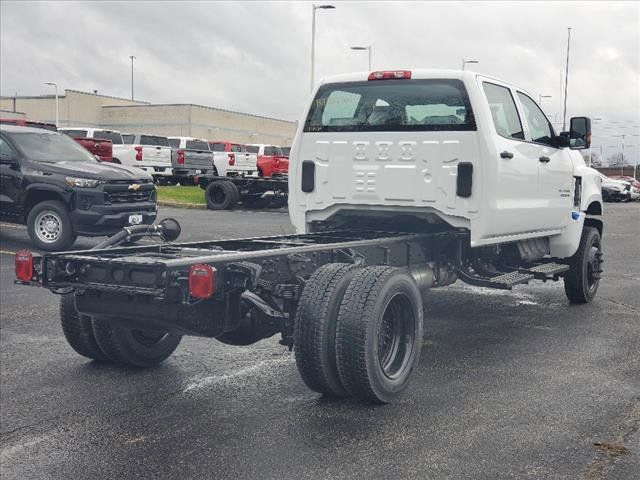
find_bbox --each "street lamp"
[44,82,58,127]
[129,55,136,101]
[461,59,479,70]
[350,45,372,70]
[310,4,336,92]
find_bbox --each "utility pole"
[310,5,336,92]
[129,55,136,101]
[562,27,572,132]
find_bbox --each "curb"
[158,200,207,210]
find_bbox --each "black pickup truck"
[0,125,157,250]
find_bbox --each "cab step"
[458,268,534,290]
[520,262,569,280]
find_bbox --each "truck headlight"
[66,177,101,188]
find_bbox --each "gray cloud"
[1,1,639,159]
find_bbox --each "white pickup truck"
[121,133,173,181]
[19,69,604,405]
[60,128,171,182]
[168,137,256,184]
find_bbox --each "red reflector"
[15,250,33,282]
[189,264,215,299]
[368,70,412,81]
[228,153,235,166]
[135,146,143,161]
[177,150,185,165]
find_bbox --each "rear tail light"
[189,264,216,299]
[228,153,235,166]
[135,146,143,161]
[15,250,33,282]
[177,150,185,165]
[368,70,412,81]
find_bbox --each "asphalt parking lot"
[1,204,638,480]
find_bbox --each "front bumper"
[71,204,157,236]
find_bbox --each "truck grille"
[103,182,155,204]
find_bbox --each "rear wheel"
[27,200,77,251]
[205,180,239,210]
[564,226,603,303]
[335,266,423,404]
[91,318,182,367]
[294,263,361,397]
[60,294,110,362]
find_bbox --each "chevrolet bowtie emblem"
[128,184,141,191]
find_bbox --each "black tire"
[91,318,182,367]
[335,266,423,404]
[294,263,361,397]
[60,294,110,362]
[564,226,603,304]
[205,180,239,210]
[26,200,77,251]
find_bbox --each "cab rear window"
[304,79,476,132]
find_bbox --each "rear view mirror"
[569,117,591,150]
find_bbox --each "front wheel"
[564,226,603,304]
[26,200,77,251]
[91,318,182,367]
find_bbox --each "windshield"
[93,130,123,144]
[281,147,291,156]
[9,131,97,163]
[245,145,259,154]
[304,79,476,132]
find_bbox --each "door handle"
[500,151,514,159]
[539,156,551,163]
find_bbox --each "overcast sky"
[1,1,639,159]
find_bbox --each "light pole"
[311,4,336,92]
[461,59,479,70]
[350,45,372,70]
[129,55,136,101]
[44,82,58,127]
[562,27,572,132]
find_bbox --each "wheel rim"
[34,210,63,243]
[586,242,602,292]
[131,329,169,347]
[211,186,225,204]
[377,293,415,379]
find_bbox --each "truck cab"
[290,69,602,260]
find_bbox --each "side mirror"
[0,153,17,166]
[568,116,591,150]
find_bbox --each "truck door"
[477,80,549,238]
[0,135,22,218]
[514,91,574,230]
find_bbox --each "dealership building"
[0,89,297,146]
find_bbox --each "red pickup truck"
[59,129,113,162]
[246,144,289,177]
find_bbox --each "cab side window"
[482,82,524,140]
[517,92,555,146]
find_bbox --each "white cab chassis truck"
[16,70,603,404]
